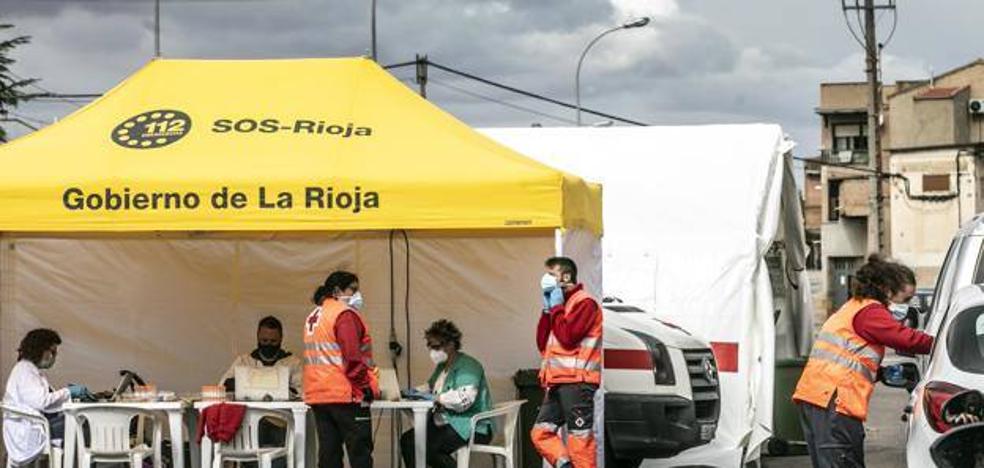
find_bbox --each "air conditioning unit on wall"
[969,99,984,115]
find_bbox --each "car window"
[974,239,984,284]
[928,239,961,334]
[946,304,984,374]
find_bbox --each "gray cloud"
[2,0,982,158]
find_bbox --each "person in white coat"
[3,329,87,465]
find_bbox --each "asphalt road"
[762,385,912,468]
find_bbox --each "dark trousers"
[531,383,597,468]
[312,403,373,468]
[798,400,866,468]
[399,416,492,468]
[44,412,65,442]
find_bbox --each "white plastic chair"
[1,404,63,468]
[73,407,163,468]
[210,407,293,468]
[454,400,526,468]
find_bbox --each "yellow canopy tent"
[0,58,599,232]
[0,58,601,463]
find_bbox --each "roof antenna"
[929,66,934,88]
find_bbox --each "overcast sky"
[1,0,982,156]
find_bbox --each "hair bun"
[867,253,886,264]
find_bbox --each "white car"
[898,285,984,466]
[602,300,720,468]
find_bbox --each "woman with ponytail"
[792,255,933,467]
[303,271,379,468]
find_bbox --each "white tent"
[481,124,814,466]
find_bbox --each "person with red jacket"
[304,271,380,468]
[531,257,602,468]
[793,256,933,467]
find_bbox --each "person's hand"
[360,387,374,407]
[67,384,88,399]
[546,287,564,309]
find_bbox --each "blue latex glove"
[541,273,561,311]
[67,384,88,399]
[546,287,564,309]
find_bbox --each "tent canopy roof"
[0,58,600,234]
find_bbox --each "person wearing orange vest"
[531,257,602,468]
[304,271,380,468]
[793,256,933,467]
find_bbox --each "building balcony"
[820,149,869,165]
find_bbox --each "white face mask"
[540,273,559,291]
[37,354,55,370]
[429,349,448,365]
[340,291,364,311]
[889,303,909,321]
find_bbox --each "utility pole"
[841,0,896,254]
[864,0,883,255]
[154,0,161,57]
[414,54,428,98]
[370,0,377,61]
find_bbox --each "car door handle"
[902,405,912,422]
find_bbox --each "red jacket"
[196,403,246,443]
[335,310,372,396]
[536,284,601,352]
[852,303,933,354]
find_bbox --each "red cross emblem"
[306,307,322,335]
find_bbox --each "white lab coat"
[2,360,70,465]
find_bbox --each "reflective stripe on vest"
[540,288,603,386]
[303,299,380,404]
[792,298,886,421]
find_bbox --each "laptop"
[234,366,290,401]
[378,368,401,402]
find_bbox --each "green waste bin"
[769,357,809,456]
[513,369,544,468]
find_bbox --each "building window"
[828,179,841,221]
[831,123,869,164]
[923,174,951,192]
[832,123,868,153]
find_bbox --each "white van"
[603,299,720,467]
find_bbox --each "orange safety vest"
[539,289,603,387]
[303,298,380,404]
[792,298,885,421]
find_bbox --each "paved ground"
[762,385,912,468]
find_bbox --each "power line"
[795,156,958,203]
[7,111,48,126]
[428,78,578,125]
[8,71,84,109]
[386,58,648,126]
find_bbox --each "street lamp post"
[575,17,650,126]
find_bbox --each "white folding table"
[370,400,435,468]
[62,401,197,468]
